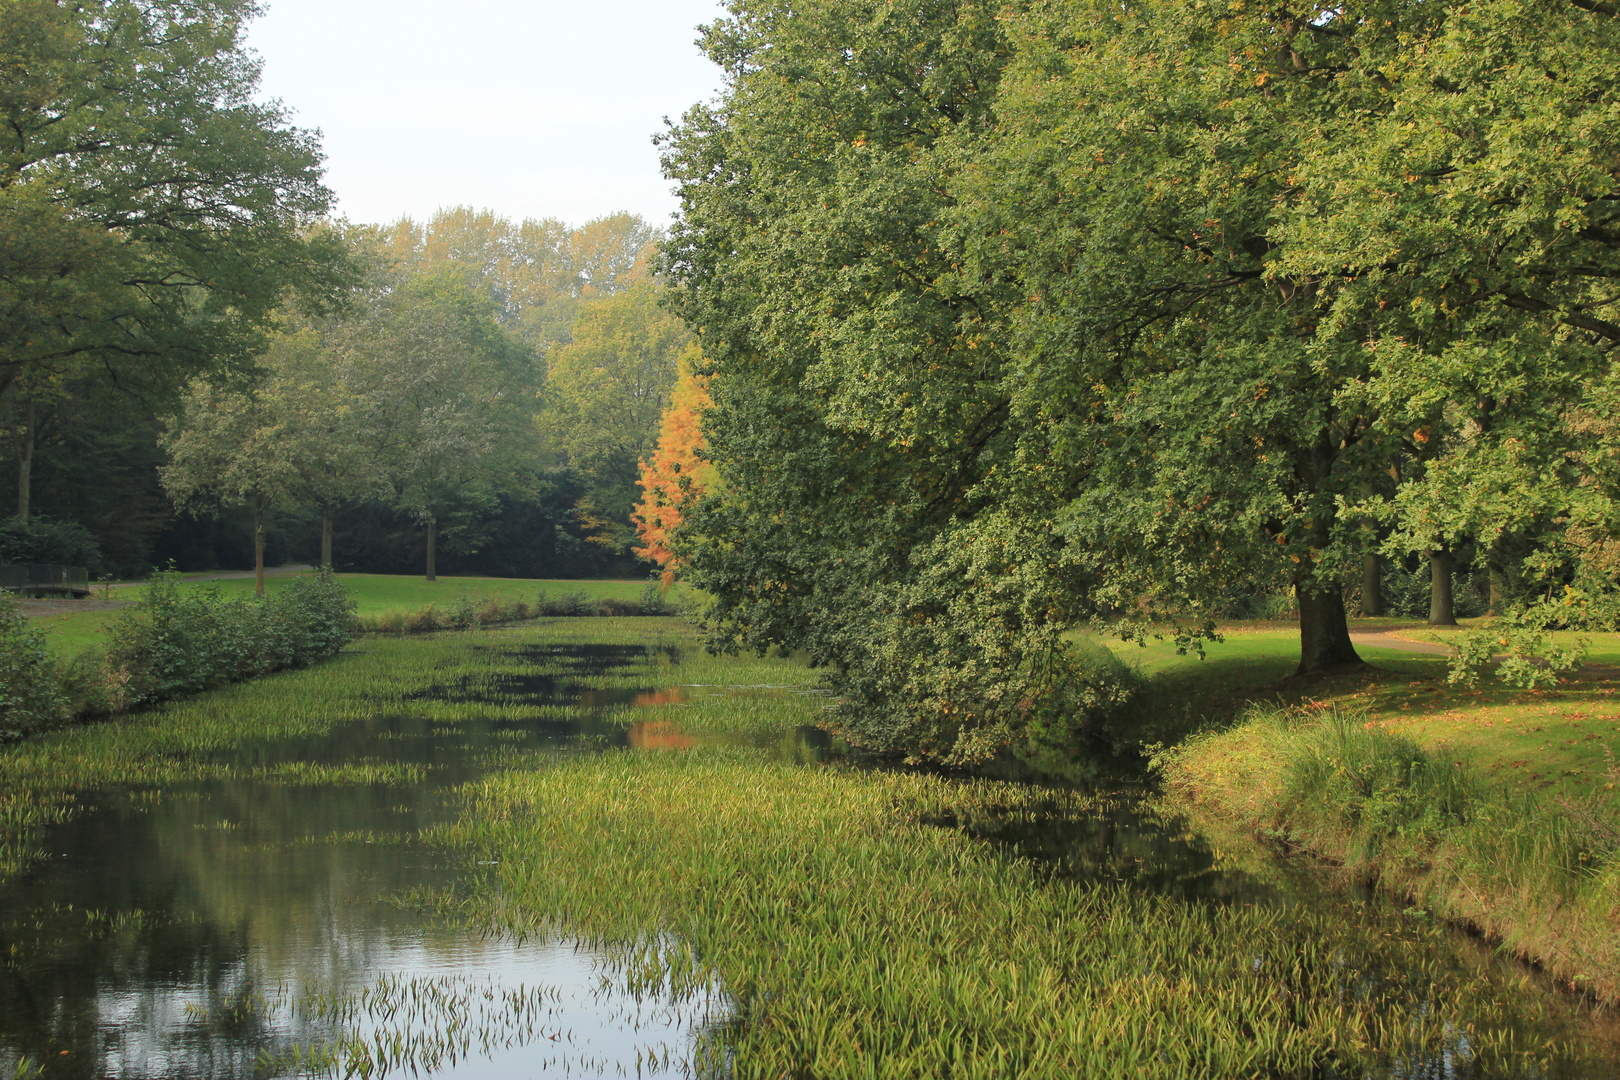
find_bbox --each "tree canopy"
[662,0,1620,761]
[0,0,347,401]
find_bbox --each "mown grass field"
[27,573,659,658]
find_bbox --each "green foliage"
[0,594,66,739]
[1018,638,1142,760]
[1447,601,1588,690]
[0,514,103,572]
[539,281,690,532]
[0,0,348,399]
[103,569,357,709]
[664,0,1620,760]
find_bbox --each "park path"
[1349,631,1452,657]
[1351,629,1620,678]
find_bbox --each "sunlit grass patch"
[1161,701,1620,1000]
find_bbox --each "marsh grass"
[1160,702,1620,998]
[424,747,1594,1078]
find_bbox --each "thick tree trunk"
[1297,578,1362,674]
[1427,548,1457,626]
[1361,553,1383,617]
[320,506,333,569]
[425,516,437,582]
[15,398,34,523]
[1486,540,1507,616]
[253,494,266,597]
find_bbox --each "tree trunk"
[1427,548,1457,626]
[1361,553,1383,617]
[320,506,333,569]
[1297,578,1363,674]
[1486,539,1507,616]
[253,493,266,597]
[15,398,34,523]
[425,516,437,582]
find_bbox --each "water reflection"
[0,642,746,1079]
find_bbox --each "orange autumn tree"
[633,350,716,584]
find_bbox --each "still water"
[0,640,1615,1077]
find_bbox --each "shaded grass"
[1105,620,1620,800]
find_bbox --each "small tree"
[341,271,538,581]
[160,382,296,596]
[633,350,715,584]
[257,323,387,568]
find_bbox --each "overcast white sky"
[245,0,729,230]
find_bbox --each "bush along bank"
[1155,703,1620,1000]
[358,583,681,634]
[1,570,357,740]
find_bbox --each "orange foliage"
[633,354,715,584]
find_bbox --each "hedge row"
[1,570,358,741]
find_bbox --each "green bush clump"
[104,569,357,710]
[535,588,598,616]
[0,594,68,739]
[1020,637,1142,763]
[0,514,104,574]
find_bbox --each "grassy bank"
[1136,619,1620,1000]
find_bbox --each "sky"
[245,0,730,230]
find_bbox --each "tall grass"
[1158,702,1620,998]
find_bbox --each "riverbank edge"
[1156,717,1620,1003]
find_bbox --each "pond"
[0,632,1615,1078]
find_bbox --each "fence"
[0,564,91,598]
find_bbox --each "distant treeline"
[0,2,680,582]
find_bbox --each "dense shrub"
[0,595,68,738]
[0,515,105,574]
[104,569,357,710]
[1018,638,1143,763]
[535,588,600,617]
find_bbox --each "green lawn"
[33,573,661,657]
[1105,618,1620,799]
[176,572,653,617]
[31,609,123,660]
